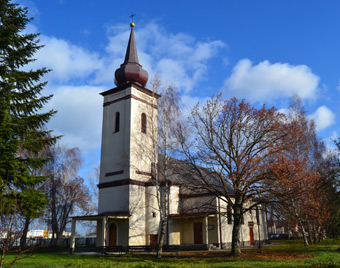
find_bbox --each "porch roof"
[71,212,131,221]
[169,211,217,219]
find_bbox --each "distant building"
[267,219,299,237]
[27,229,49,238]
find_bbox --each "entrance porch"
[168,213,221,248]
[70,213,130,253]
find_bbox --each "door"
[249,227,254,246]
[194,222,203,244]
[109,223,117,246]
[150,234,158,249]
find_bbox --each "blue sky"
[19,0,340,188]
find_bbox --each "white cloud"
[310,106,335,131]
[27,22,225,157]
[44,85,104,151]
[31,36,103,83]
[96,23,225,92]
[223,59,320,102]
[278,108,289,115]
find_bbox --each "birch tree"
[132,76,181,258]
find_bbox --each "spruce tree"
[0,0,57,255]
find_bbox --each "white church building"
[70,23,268,252]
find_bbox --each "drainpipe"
[166,183,170,246]
[218,198,223,249]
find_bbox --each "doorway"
[109,223,117,246]
[249,227,254,246]
[150,234,158,249]
[194,222,203,244]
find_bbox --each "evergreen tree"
[0,0,57,261]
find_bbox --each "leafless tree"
[42,145,93,246]
[132,76,181,258]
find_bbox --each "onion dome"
[114,23,149,87]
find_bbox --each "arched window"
[141,113,147,134]
[115,112,120,132]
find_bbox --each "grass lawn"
[3,239,340,268]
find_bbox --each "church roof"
[155,156,235,196]
[114,23,149,87]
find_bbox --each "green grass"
[3,239,340,268]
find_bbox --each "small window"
[141,113,147,134]
[227,205,232,225]
[152,212,156,218]
[114,112,120,132]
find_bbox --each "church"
[70,22,268,252]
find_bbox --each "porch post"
[70,218,76,253]
[101,216,107,247]
[216,214,221,248]
[203,216,208,245]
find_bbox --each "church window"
[227,205,232,225]
[141,113,147,134]
[114,112,120,132]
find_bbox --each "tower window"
[115,112,120,132]
[141,113,147,134]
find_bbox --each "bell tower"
[97,23,160,245]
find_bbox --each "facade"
[70,23,268,252]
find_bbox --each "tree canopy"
[0,0,57,265]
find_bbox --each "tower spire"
[114,22,149,87]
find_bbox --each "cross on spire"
[129,13,136,23]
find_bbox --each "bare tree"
[176,96,291,256]
[155,79,181,258]
[42,145,93,246]
[132,76,181,258]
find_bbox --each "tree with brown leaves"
[177,96,290,256]
[267,96,329,246]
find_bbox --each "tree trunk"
[307,223,313,244]
[0,237,8,268]
[313,226,318,244]
[0,216,13,268]
[231,204,242,256]
[231,221,242,256]
[298,220,309,247]
[157,218,167,259]
[0,238,7,268]
[19,216,31,251]
[318,229,324,243]
[56,229,64,246]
